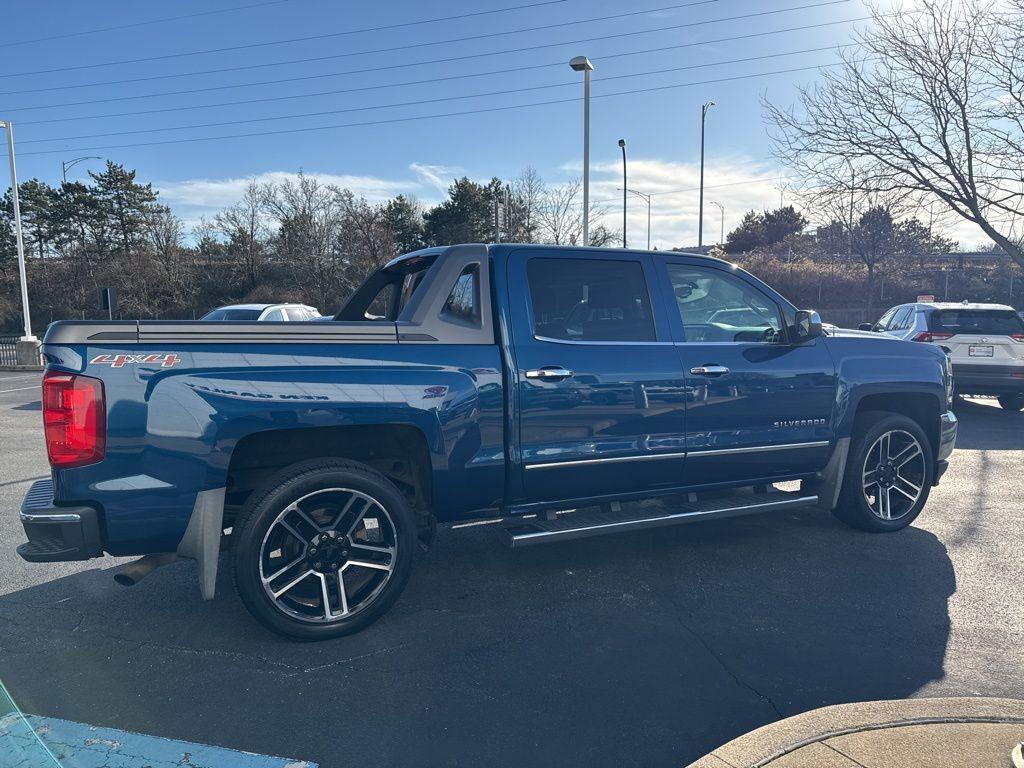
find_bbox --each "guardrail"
[0,336,19,367]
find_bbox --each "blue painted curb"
[1,713,318,768]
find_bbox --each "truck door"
[653,256,837,487]
[507,248,688,506]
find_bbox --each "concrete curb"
[0,366,42,372]
[687,697,1024,767]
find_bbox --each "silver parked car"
[200,303,321,322]
[861,301,1024,410]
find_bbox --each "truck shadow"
[0,508,954,768]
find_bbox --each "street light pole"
[709,201,724,245]
[570,56,594,246]
[618,139,627,248]
[698,100,715,251]
[1,120,34,341]
[625,189,652,250]
[61,155,101,184]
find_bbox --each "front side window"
[527,258,655,342]
[443,264,480,321]
[889,307,913,330]
[666,264,782,343]
[874,308,897,330]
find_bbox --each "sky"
[0,0,989,249]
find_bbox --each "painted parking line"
[1,714,318,768]
[0,385,39,393]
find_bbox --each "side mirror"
[858,322,874,331]
[793,309,823,341]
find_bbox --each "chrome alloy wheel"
[862,429,926,521]
[259,488,397,623]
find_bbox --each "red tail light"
[1011,334,1024,342]
[42,371,106,469]
[911,331,954,343]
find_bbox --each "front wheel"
[997,394,1024,411]
[833,412,934,532]
[232,459,416,640]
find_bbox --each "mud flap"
[176,487,225,600]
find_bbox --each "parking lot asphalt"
[1,370,1022,768]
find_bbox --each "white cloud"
[584,156,784,249]
[409,162,462,193]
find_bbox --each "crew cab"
[18,245,957,639]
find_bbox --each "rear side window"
[443,264,480,321]
[527,258,656,342]
[929,309,1024,335]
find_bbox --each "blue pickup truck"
[19,244,957,639]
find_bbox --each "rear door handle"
[690,364,730,377]
[525,366,574,381]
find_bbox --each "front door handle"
[526,366,574,381]
[690,364,730,377]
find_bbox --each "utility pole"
[570,56,594,246]
[618,139,627,248]
[698,101,715,251]
[1,120,34,342]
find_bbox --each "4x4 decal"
[90,353,180,368]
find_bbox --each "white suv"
[862,301,1024,411]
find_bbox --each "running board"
[503,490,818,548]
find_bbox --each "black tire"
[997,394,1024,411]
[832,411,934,532]
[232,458,416,640]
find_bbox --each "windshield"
[200,308,264,321]
[929,309,1024,335]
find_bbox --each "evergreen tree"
[383,195,426,254]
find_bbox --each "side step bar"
[503,490,818,548]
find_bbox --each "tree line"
[0,163,617,327]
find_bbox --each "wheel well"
[854,393,941,457]
[225,425,432,524]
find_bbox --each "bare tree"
[214,180,267,290]
[535,178,617,246]
[765,0,1024,267]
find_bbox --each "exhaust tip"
[113,572,137,587]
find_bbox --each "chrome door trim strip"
[687,441,830,457]
[533,335,674,346]
[524,441,830,470]
[524,450,688,470]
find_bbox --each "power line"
[0,0,849,94]
[19,46,845,142]
[15,61,845,157]
[6,13,872,115]
[0,0,298,49]
[0,0,712,79]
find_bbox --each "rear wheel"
[833,412,933,532]
[997,394,1024,411]
[233,459,416,640]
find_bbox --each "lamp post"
[708,200,724,245]
[0,119,34,341]
[570,55,594,246]
[618,138,627,248]
[698,100,715,251]
[61,155,101,184]
[625,189,652,249]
